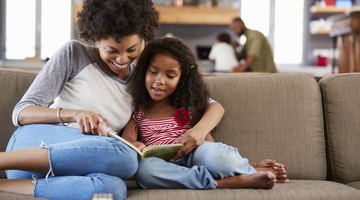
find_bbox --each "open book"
[107,130,183,161]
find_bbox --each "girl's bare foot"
[256,166,289,183]
[216,171,276,189]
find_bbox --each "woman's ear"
[140,39,145,51]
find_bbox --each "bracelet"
[56,108,68,126]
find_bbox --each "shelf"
[155,6,239,25]
[310,6,349,14]
[311,30,331,35]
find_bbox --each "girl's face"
[97,34,143,80]
[145,53,181,103]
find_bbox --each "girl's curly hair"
[128,37,210,126]
[77,0,159,42]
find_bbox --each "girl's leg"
[135,157,217,189]
[1,147,49,173]
[5,124,138,179]
[0,173,127,200]
[192,141,257,178]
[0,179,33,195]
[192,141,276,189]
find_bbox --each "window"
[4,0,71,61]
[240,0,304,64]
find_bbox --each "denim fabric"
[136,141,256,189]
[6,124,138,200]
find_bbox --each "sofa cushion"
[319,73,360,184]
[127,180,360,200]
[0,68,37,178]
[203,73,326,180]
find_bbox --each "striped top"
[133,108,191,146]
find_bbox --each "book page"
[107,130,143,156]
[142,144,183,161]
[108,130,183,161]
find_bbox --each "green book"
[107,130,183,161]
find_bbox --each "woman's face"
[145,53,181,103]
[97,34,143,80]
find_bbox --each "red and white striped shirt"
[133,108,191,146]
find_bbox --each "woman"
[0,0,225,199]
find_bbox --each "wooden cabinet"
[330,11,360,73]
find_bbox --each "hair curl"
[77,0,159,42]
[127,37,210,126]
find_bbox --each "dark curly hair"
[127,37,210,126]
[77,0,159,42]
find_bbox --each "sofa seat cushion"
[127,180,360,200]
[348,181,360,190]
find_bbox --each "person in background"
[230,17,277,73]
[123,37,289,190]
[208,32,238,73]
[0,0,224,199]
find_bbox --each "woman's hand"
[74,110,110,136]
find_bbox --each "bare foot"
[216,171,276,189]
[256,166,289,183]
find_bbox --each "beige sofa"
[0,68,359,200]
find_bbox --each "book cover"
[107,130,183,161]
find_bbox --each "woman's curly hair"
[77,0,159,42]
[128,37,210,126]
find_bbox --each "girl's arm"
[122,118,146,151]
[175,101,224,159]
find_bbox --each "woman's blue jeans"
[6,124,138,200]
[136,141,256,189]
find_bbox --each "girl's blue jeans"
[136,141,256,189]
[6,124,138,200]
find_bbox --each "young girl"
[122,37,288,190]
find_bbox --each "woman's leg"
[5,124,138,179]
[0,173,127,200]
[192,141,276,189]
[135,157,217,189]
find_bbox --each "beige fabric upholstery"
[128,180,360,200]
[0,69,37,152]
[204,73,326,180]
[0,69,359,199]
[319,73,360,185]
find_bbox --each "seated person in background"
[208,32,238,73]
[230,17,277,73]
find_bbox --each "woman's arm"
[18,105,111,136]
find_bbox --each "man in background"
[230,17,277,73]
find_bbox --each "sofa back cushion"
[204,73,326,180]
[319,73,360,184]
[0,69,37,177]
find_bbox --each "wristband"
[56,108,68,126]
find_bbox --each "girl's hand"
[134,141,146,152]
[173,127,207,160]
[74,110,110,136]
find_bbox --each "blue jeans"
[6,124,138,200]
[136,141,256,189]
